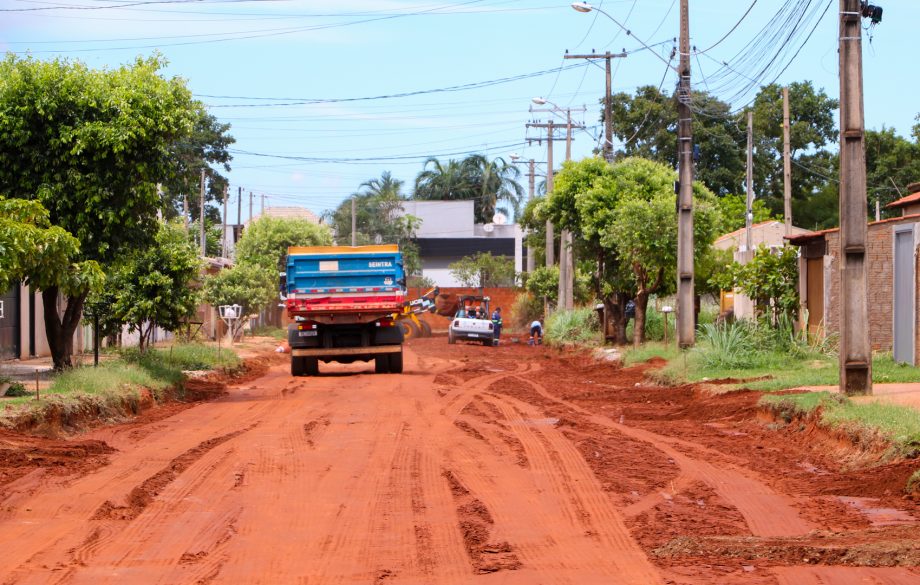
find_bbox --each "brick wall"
[820,217,919,355]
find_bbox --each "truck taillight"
[375,317,395,327]
[488,323,494,330]
[297,321,318,330]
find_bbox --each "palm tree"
[413,155,523,223]
[359,171,404,199]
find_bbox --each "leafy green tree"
[448,252,516,288]
[108,222,202,351]
[160,106,235,223]
[603,159,721,344]
[524,264,592,306]
[0,54,199,368]
[235,216,332,273]
[864,127,920,214]
[715,194,776,233]
[710,245,799,323]
[202,263,278,340]
[609,86,745,197]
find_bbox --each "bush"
[545,308,601,346]
[511,292,543,329]
[3,381,30,397]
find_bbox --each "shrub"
[3,382,30,397]
[511,292,543,329]
[545,308,601,346]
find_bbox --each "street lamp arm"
[570,2,679,73]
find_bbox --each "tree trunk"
[42,287,86,371]
[603,292,630,345]
[633,291,651,347]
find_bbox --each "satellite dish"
[492,212,508,225]
[482,223,495,233]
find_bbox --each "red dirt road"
[1,338,918,584]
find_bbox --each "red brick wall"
[820,218,919,354]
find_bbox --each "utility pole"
[221,185,228,259]
[248,191,253,223]
[261,193,265,216]
[236,186,242,254]
[676,0,695,348]
[183,194,189,232]
[527,159,536,272]
[564,51,627,161]
[199,169,206,257]
[547,120,555,268]
[783,86,793,235]
[745,110,754,254]
[837,0,873,395]
[351,197,357,246]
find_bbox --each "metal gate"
[0,285,21,360]
[893,227,915,364]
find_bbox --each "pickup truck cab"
[448,295,495,346]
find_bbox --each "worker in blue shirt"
[491,307,503,346]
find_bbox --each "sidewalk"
[0,356,56,382]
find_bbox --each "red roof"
[785,213,920,244]
[886,191,920,209]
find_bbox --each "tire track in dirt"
[519,373,814,538]
[485,389,663,584]
[772,566,920,584]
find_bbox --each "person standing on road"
[491,307,503,345]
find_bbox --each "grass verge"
[0,343,239,431]
[760,392,920,460]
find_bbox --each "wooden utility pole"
[676,0,695,348]
[221,185,228,258]
[199,169,207,257]
[783,86,793,235]
[745,111,754,254]
[351,197,357,246]
[564,51,626,161]
[837,0,872,395]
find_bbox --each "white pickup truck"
[448,296,495,347]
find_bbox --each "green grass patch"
[760,391,920,458]
[622,342,680,366]
[0,343,240,423]
[544,308,602,347]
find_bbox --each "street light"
[531,96,548,106]
[570,2,678,73]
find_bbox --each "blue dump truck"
[285,245,407,376]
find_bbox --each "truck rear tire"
[305,357,319,376]
[389,351,404,374]
[291,356,305,376]
[419,320,432,338]
[375,356,390,374]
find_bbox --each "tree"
[323,172,422,275]
[235,216,332,274]
[602,159,721,344]
[106,222,202,351]
[711,245,799,324]
[448,252,516,288]
[413,155,523,223]
[609,86,745,197]
[202,263,278,340]
[864,127,920,214]
[715,194,776,233]
[160,106,235,223]
[750,82,838,216]
[0,54,199,368]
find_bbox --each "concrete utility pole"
[221,185,228,259]
[261,193,265,216]
[525,120,556,267]
[837,0,872,395]
[248,191,253,223]
[183,194,189,232]
[783,86,793,235]
[236,186,242,239]
[351,197,357,246]
[745,110,754,254]
[199,169,207,257]
[527,159,536,272]
[675,0,695,348]
[564,51,626,161]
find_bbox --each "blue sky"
[1,0,914,222]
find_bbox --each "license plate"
[467,333,478,338]
[298,330,318,337]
